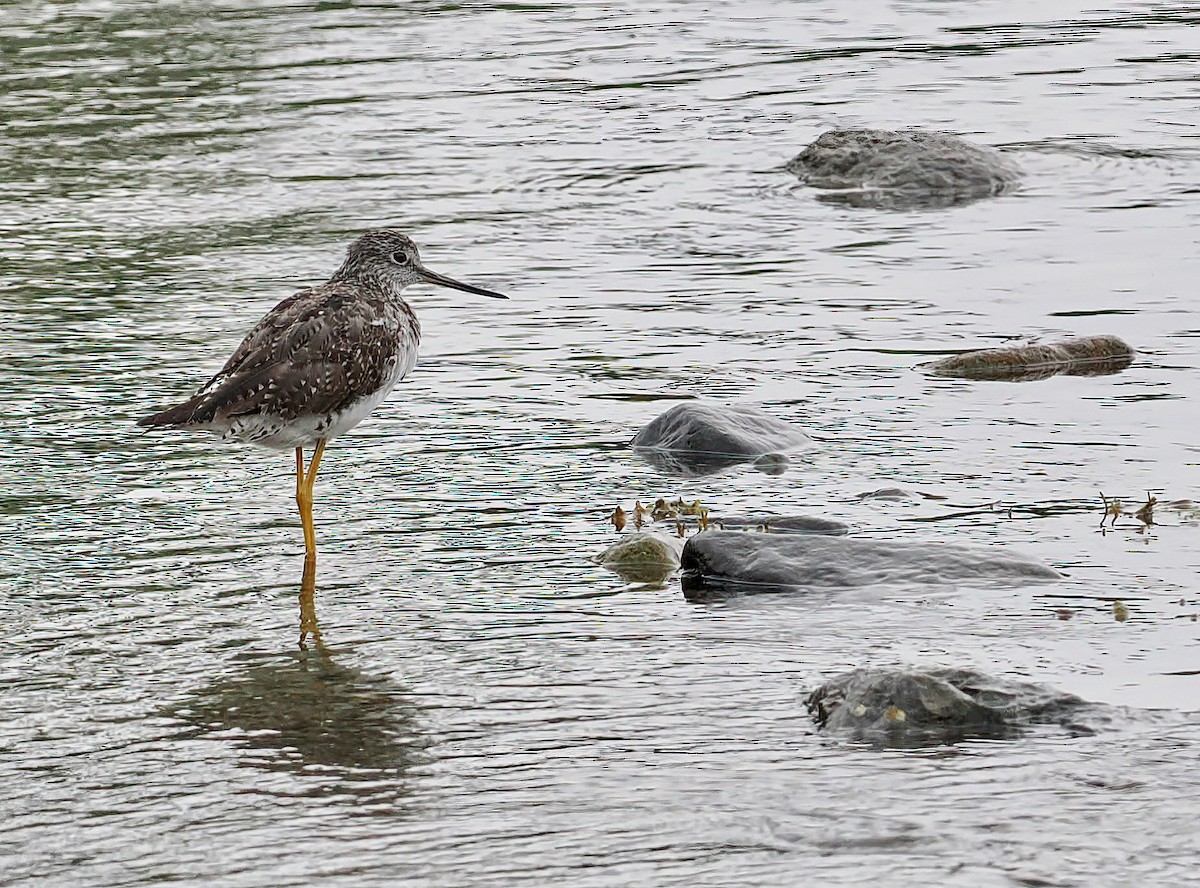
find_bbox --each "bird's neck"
[330,263,408,301]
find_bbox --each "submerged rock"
[805,667,1094,745]
[921,334,1135,381]
[631,402,812,478]
[680,530,1061,600]
[595,532,685,584]
[856,487,918,501]
[786,128,1020,209]
[717,514,850,535]
[750,453,791,476]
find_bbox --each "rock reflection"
[633,446,795,479]
[167,646,426,795]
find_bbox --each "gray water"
[2,2,1199,885]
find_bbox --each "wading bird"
[140,230,507,561]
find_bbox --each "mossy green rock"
[596,532,685,583]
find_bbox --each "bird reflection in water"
[299,555,321,649]
[167,644,425,801]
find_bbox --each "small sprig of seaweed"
[608,497,711,537]
[1099,491,1157,534]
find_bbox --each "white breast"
[228,349,417,451]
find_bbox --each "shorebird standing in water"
[140,230,507,562]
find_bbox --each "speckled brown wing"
[198,287,319,396]
[142,281,405,430]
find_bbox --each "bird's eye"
[391,251,411,266]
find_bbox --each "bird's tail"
[137,395,211,428]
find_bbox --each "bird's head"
[334,229,508,300]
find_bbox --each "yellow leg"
[295,440,326,560]
[295,446,305,508]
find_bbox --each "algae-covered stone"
[596,532,685,584]
[805,667,1094,745]
[921,335,1135,381]
[786,128,1020,209]
[856,487,917,501]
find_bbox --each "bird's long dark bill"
[419,266,508,299]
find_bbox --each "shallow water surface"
[2,2,1199,885]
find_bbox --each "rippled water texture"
[2,2,1199,885]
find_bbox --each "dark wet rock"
[805,667,1094,745]
[786,128,1020,209]
[717,514,850,535]
[631,402,811,478]
[596,532,685,584]
[680,531,1061,600]
[920,334,1135,381]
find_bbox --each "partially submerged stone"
[921,335,1135,381]
[595,531,685,584]
[805,667,1093,745]
[786,128,1020,209]
[631,402,812,478]
[856,487,917,501]
[717,514,850,535]
[680,530,1061,600]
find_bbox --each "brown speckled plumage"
[140,230,505,450]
